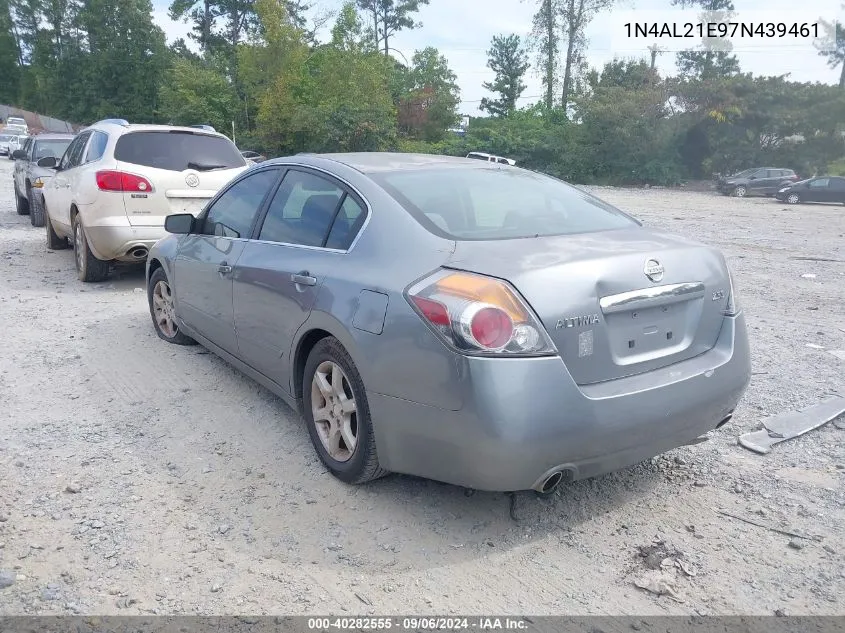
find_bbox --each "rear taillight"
[96,170,153,193]
[723,268,741,316]
[406,270,556,356]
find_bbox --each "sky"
[150,0,844,116]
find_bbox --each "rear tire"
[303,337,388,485]
[29,191,45,227]
[72,215,110,282]
[45,210,69,250]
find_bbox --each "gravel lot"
[0,159,843,616]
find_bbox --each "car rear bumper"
[83,216,167,262]
[368,313,751,492]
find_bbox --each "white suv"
[42,120,249,282]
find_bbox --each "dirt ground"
[0,160,843,616]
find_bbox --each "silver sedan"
[146,153,751,493]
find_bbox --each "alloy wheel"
[310,360,358,462]
[152,280,178,338]
[733,186,746,197]
[787,193,799,204]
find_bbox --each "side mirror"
[36,156,57,168]
[165,213,195,234]
[12,149,26,160]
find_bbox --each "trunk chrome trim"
[599,282,705,314]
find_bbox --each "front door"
[805,178,831,203]
[233,168,368,391]
[48,132,90,233]
[174,167,281,354]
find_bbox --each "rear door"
[174,167,281,354]
[13,137,32,192]
[746,169,768,194]
[113,130,248,227]
[233,168,367,389]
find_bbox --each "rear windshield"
[114,131,246,172]
[372,167,638,240]
[34,139,72,160]
[0,135,11,142]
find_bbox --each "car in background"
[145,152,750,493]
[40,120,248,282]
[466,151,516,166]
[6,116,27,131]
[240,150,267,164]
[716,167,799,197]
[0,133,25,156]
[6,134,27,159]
[775,176,845,205]
[189,124,216,132]
[11,133,74,225]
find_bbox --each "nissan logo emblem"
[644,258,664,283]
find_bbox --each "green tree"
[673,0,740,79]
[557,0,614,112]
[354,0,428,56]
[480,33,529,117]
[815,9,845,88]
[397,46,460,140]
[529,0,558,109]
[159,57,240,130]
[0,0,21,101]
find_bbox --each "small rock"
[788,539,804,550]
[775,609,788,617]
[674,456,687,466]
[0,513,8,523]
[218,524,230,535]
[211,584,222,593]
[90,520,105,529]
[327,543,343,552]
[65,483,82,494]
[0,571,15,589]
[823,545,835,554]
[693,481,706,487]
[40,585,61,601]
[734,484,743,494]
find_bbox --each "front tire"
[732,185,747,198]
[72,215,110,282]
[786,193,800,205]
[29,191,45,227]
[148,267,196,345]
[15,187,29,215]
[303,337,388,485]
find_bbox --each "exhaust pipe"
[130,247,148,259]
[537,470,564,495]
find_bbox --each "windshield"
[0,135,11,142]
[114,131,246,172]
[372,167,638,240]
[34,139,72,160]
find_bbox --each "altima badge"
[556,315,600,329]
[644,258,664,282]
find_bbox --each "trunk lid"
[446,227,732,385]
[118,162,247,226]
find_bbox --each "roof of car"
[295,152,500,173]
[88,121,228,137]
[33,133,74,141]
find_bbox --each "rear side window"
[373,167,637,241]
[85,131,108,163]
[114,131,246,172]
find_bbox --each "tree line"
[1,0,844,184]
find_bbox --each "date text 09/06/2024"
[624,22,820,39]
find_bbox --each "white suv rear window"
[114,131,246,172]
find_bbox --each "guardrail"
[0,105,80,134]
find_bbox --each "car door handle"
[218,264,232,275]
[291,272,317,286]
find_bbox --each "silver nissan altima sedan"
[146,153,751,493]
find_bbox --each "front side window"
[60,133,89,170]
[201,168,280,238]
[115,131,246,172]
[372,167,637,241]
[258,170,345,247]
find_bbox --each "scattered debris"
[717,509,815,541]
[64,483,82,494]
[787,539,805,551]
[800,274,817,279]
[790,256,845,263]
[805,343,825,349]
[355,592,373,606]
[677,559,697,577]
[633,573,684,602]
[738,396,845,454]
[0,571,15,589]
[637,540,682,571]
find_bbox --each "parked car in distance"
[716,167,798,197]
[775,176,845,205]
[240,150,267,163]
[6,116,27,131]
[7,134,27,159]
[12,133,74,225]
[466,151,516,166]
[41,120,248,282]
[0,133,24,156]
[146,153,750,494]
